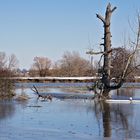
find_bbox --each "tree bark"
[97,3,117,97]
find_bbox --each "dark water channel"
[0,83,140,140]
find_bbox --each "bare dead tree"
[88,3,140,99]
[96,3,117,97]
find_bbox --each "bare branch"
[32,85,39,94]
[86,50,103,55]
[86,49,114,56]
[111,7,117,13]
[96,14,105,24]
[125,64,140,77]
[121,54,133,79]
[120,14,140,81]
[98,54,103,67]
[100,43,105,46]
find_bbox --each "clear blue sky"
[0,0,139,69]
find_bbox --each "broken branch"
[111,7,117,13]
[96,14,105,24]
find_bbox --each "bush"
[0,69,15,98]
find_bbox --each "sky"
[0,0,139,69]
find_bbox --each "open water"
[0,82,140,140]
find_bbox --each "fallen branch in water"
[31,85,52,101]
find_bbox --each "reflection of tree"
[0,100,15,120]
[91,98,133,138]
[93,101,111,137]
[112,104,129,129]
[102,102,111,137]
[115,88,134,98]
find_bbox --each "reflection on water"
[101,102,133,138]
[0,79,16,122]
[114,88,135,98]
[98,86,140,139]
[0,100,15,120]
[102,102,111,137]
[0,83,140,140]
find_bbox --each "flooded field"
[0,83,140,140]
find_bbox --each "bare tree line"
[28,46,140,79]
[29,51,95,77]
[0,48,139,78]
[0,52,18,77]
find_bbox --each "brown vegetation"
[29,51,95,77]
[29,56,51,77]
[111,47,135,81]
[52,51,93,76]
[0,52,18,97]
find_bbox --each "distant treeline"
[0,49,139,79]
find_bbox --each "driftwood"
[31,85,96,100]
[31,85,52,101]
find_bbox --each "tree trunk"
[97,3,117,97]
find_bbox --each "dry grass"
[15,93,30,101]
[61,87,88,93]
